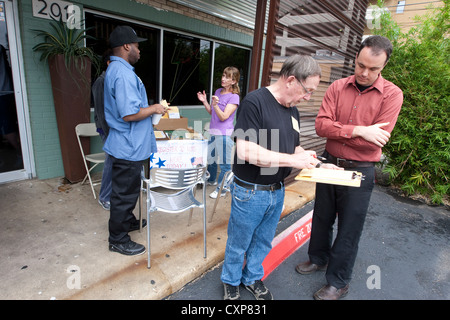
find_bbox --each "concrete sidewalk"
[0,176,315,300]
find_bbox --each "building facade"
[364,0,445,35]
[1,0,370,184]
[1,0,257,183]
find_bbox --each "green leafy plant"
[32,17,100,74]
[374,0,449,205]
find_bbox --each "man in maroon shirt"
[295,36,403,300]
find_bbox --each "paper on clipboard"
[295,168,363,187]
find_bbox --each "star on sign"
[155,158,166,168]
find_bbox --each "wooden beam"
[248,0,267,92]
[261,0,280,87]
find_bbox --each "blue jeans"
[99,133,112,202]
[207,135,233,190]
[221,177,285,286]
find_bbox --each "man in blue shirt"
[104,26,166,256]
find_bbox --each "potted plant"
[33,18,100,183]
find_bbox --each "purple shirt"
[209,88,240,136]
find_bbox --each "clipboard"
[295,168,363,187]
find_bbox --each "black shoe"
[109,240,145,256]
[129,219,147,232]
[223,283,240,300]
[245,280,273,300]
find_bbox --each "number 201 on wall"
[32,0,81,29]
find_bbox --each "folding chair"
[75,123,106,199]
[140,166,207,269]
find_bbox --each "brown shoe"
[295,261,327,275]
[313,284,349,300]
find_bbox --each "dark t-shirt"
[232,87,301,185]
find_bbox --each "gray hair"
[279,54,321,81]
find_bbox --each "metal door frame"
[0,0,35,183]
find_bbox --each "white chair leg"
[87,173,96,199]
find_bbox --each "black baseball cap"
[109,26,147,48]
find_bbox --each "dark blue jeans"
[308,166,375,289]
[99,133,112,203]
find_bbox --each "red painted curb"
[262,210,313,280]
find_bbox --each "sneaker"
[245,280,273,300]
[207,180,218,186]
[109,240,145,256]
[223,283,240,300]
[98,199,110,210]
[209,190,227,199]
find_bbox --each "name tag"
[291,116,300,133]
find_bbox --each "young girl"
[197,67,240,198]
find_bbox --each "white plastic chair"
[75,123,106,199]
[140,166,208,269]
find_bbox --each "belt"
[327,154,374,168]
[234,178,283,191]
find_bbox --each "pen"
[313,155,327,162]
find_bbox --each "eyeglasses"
[296,78,314,97]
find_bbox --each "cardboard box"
[154,116,188,131]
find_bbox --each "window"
[85,13,160,102]
[85,12,250,108]
[213,43,250,98]
[396,1,406,14]
[162,32,211,105]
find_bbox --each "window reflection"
[85,13,159,103]
[86,13,250,108]
[213,43,250,99]
[162,32,210,105]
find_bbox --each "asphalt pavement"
[166,185,450,301]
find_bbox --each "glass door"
[0,1,33,183]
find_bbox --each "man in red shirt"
[295,36,403,300]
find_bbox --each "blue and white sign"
[150,140,208,169]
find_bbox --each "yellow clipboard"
[295,168,363,187]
